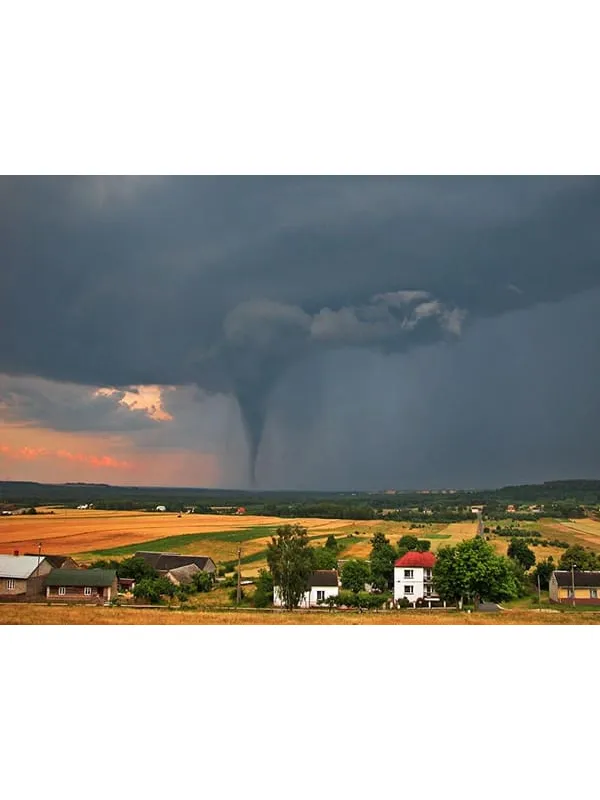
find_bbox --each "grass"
[3,605,600,625]
[81,526,277,558]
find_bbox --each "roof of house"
[309,570,339,587]
[553,570,600,588]
[45,569,117,587]
[167,563,200,584]
[25,554,73,569]
[134,552,215,572]
[395,551,437,569]
[0,554,49,579]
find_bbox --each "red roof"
[394,551,436,568]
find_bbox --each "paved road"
[477,602,503,612]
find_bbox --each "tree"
[416,539,431,552]
[370,533,396,590]
[312,546,338,570]
[433,537,520,608]
[253,569,274,608]
[398,535,419,552]
[558,545,599,571]
[325,534,338,551]
[267,524,314,610]
[341,559,370,593]
[117,556,159,582]
[507,538,536,571]
[192,571,213,593]
[133,576,175,604]
[532,556,555,591]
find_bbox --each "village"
[1,531,597,612]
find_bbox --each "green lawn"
[79,525,277,558]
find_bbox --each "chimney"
[13,549,19,557]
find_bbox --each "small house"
[134,552,216,576]
[0,554,53,599]
[117,577,136,593]
[165,563,200,587]
[394,551,439,606]
[273,570,339,608]
[549,570,600,605]
[45,569,118,603]
[155,505,167,512]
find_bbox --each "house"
[236,507,247,515]
[273,570,339,608]
[155,505,167,512]
[0,554,53,599]
[165,563,200,586]
[549,570,600,605]
[134,551,216,576]
[394,551,439,606]
[25,553,79,569]
[45,569,118,603]
[117,577,136,593]
[506,504,517,513]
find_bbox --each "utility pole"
[37,542,42,577]
[537,572,541,608]
[571,562,576,608]
[236,546,242,606]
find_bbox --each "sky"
[1,176,599,490]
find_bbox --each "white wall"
[274,584,338,607]
[394,566,437,604]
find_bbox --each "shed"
[165,563,201,586]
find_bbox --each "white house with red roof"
[394,551,439,606]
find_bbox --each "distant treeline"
[0,479,597,519]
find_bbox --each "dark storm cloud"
[1,176,599,484]
[0,374,160,432]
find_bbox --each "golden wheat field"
[0,509,272,554]
[3,511,600,574]
[0,604,597,625]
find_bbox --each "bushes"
[133,577,176,604]
[192,571,213,593]
[229,587,245,603]
[253,569,274,608]
[321,591,391,609]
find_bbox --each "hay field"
[0,511,457,572]
[1,604,599,625]
[0,509,350,558]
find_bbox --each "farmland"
[2,510,600,580]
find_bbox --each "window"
[404,569,414,579]
[7,578,15,590]
[84,587,92,596]
[404,585,414,594]
[591,589,598,599]
[425,585,432,595]
[316,590,325,602]
[58,586,66,596]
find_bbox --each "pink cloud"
[0,443,132,469]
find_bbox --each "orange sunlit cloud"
[94,385,174,421]
[0,426,222,487]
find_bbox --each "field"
[0,509,467,574]
[3,510,600,580]
[1,604,599,625]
